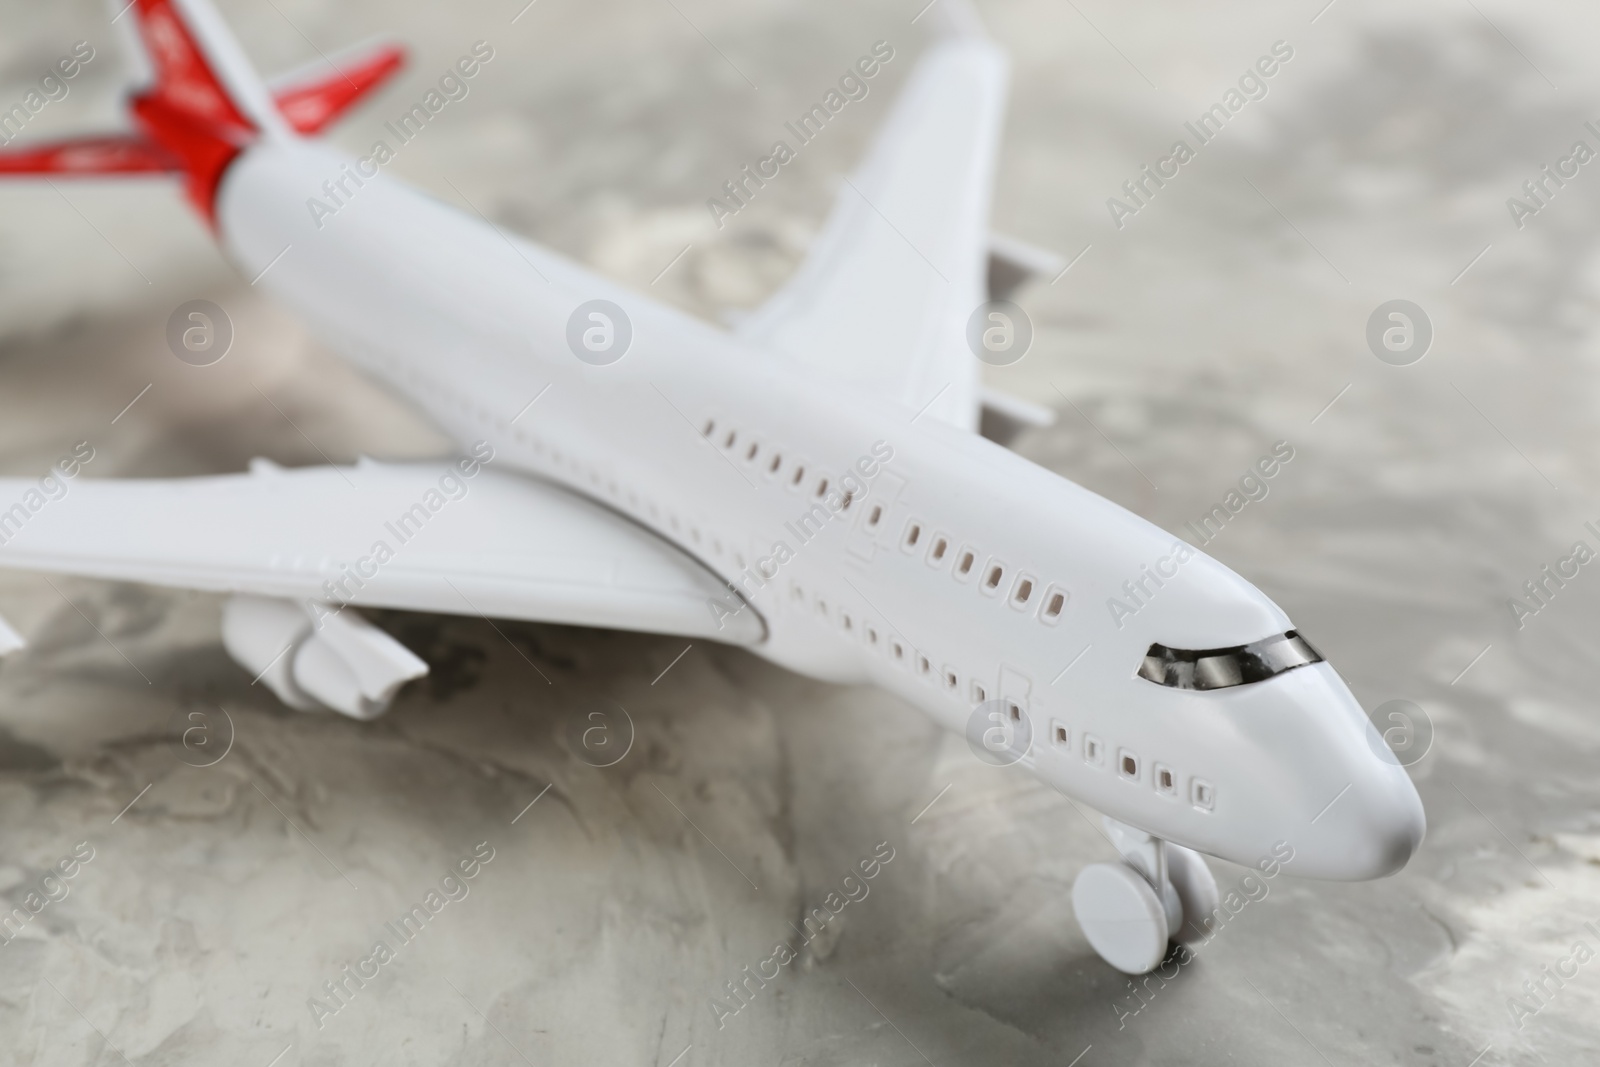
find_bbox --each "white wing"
[737,25,1010,430]
[0,460,761,644]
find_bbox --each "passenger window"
[954,547,978,582]
[1009,575,1035,609]
[980,560,1007,596]
[1040,586,1067,624]
[902,521,923,552]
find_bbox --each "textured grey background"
[1,0,1598,1064]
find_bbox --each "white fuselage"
[217,137,1424,881]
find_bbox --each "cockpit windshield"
[1136,631,1323,691]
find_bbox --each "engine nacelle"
[221,595,428,720]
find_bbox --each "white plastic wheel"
[1071,861,1169,974]
[1165,844,1220,945]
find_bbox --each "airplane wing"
[0,459,761,645]
[735,18,1010,430]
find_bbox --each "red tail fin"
[123,0,258,222]
[0,136,175,176]
[272,42,406,135]
[0,0,261,223]
[0,0,403,225]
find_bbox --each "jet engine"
[221,595,428,720]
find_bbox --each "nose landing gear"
[1070,817,1219,973]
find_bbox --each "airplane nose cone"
[1306,768,1426,880]
[1362,778,1426,877]
[1268,663,1428,880]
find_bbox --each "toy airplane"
[0,0,1422,975]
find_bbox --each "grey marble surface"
[1,0,1599,1064]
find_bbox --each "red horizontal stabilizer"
[273,44,407,135]
[0,135,177,176]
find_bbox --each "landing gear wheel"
[1071,862,1169,974]
[1165,844,1220,945]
